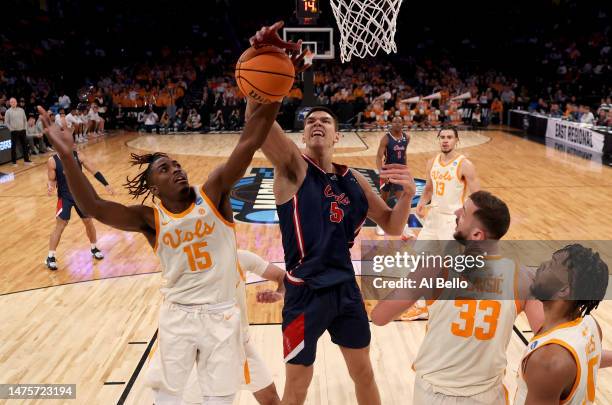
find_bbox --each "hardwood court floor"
[1,128,612,404]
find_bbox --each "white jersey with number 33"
[430,153,467,215]
[413,257,520,396]
[153,185,242,305]
[515,315,602,405]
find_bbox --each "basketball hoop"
[330,0,403,62]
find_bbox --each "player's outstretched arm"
[78,151,115,195]
[204,102,281,207]
[37,107,154,236]
[352,164,416,235]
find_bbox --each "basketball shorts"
[56,197,88,221]
[413,377,509,405]
[282,276,371,366]
[181,338,273,404]
[379,178,404,193]
[146,300,245,397]
[417,210,457,241]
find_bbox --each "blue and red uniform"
[54,151,89,221]
[380,131,409,192]
[277,154,369,365]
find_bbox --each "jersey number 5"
[183,241,212,272]
[330,202,344,223]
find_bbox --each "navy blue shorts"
[282,276,371,366]
[56,197,88,221]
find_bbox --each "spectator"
[143,107,159,133]
[490,98,503,124]
[26,116,45,155]
[186,108,202,130]
[58,92,71,110]
[210,109,224,130]
[580,105,595,124]
[228,109,241,130]
[5,97,31,166]
[87,104,105,135]
[549,103,563,118]
[159,111,171,134]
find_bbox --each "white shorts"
[413,377,508,405]
[417,210,457,241]
[182,338,273,404]
[146,301,245,397]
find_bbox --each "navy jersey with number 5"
[385,132,408,164]
[277,155,368,289]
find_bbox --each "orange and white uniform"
[413,256,520,404]
[146,185,245,398]
[418,153,467,240]
[515,316,602,405]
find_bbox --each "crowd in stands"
[1,1,610,135]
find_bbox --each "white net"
[330,0,403,63]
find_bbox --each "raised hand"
[291,47,312,74]
[249,21,301,52]
[37,106,74,157]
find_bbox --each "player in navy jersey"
[248,23,416,405]
[46,145,114,270]
[375,115,412,237]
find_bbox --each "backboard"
[283,27,334,60]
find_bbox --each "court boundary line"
[117,329,158,405]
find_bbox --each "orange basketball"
[235,45,295,104]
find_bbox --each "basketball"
[235,45,295,104]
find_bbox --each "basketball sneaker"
[376,225,385,236]
[399,302,429,321]
[45,256,58,270]
[91,247,104,260]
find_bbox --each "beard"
[530,281,562,301]
[453,228,467,245]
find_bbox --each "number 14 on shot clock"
[297,0,320,24]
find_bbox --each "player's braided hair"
[123,152,168,203]
[558,244,609,317]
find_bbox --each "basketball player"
[45,145,114,270]
[416,126,480,240]
[406,126,480,320]
[372,191,546,405]
[515,244,610,404]
[249,22,416,405]
[375,115,412,238]
[37,85,288,404]
[175,249,286,405]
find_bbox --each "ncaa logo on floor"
[230,168,426,225]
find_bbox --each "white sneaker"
[376,225,385,236]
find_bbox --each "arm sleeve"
[237,249,269,277]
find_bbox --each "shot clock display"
[296,0,320,25]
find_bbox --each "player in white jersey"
[36,67,295,404]
[372,191,546,405]
[405,126,480,320]
[515,244,611,405]
[167,249,285,405]
[416,126,480,241]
